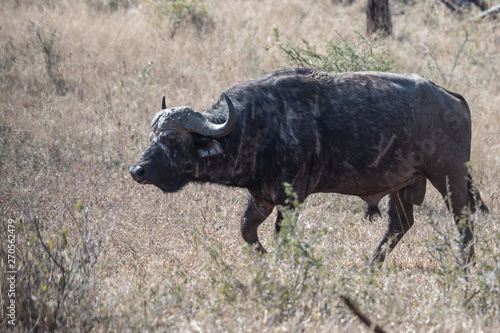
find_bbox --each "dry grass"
[1,0,499,331]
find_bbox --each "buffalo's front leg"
[241,192,275,252]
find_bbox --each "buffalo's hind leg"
[370,189,414,265]
[426,171,475,264]
[241,192,275,252]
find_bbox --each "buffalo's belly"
[311,166,418,197]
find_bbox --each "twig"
[26,211,66,276]
[340,295,387,333]
[464,289,481,305]
[424,44,448,83]
[25,210,65,330]
[423,29,470,86]
[428,220,465,268]
[447,30,469,86]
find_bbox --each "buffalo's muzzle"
[129,165,146,182]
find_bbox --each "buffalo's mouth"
[129,164,187,193]
[154,179,187,193]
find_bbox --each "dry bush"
[0,208,102,331]
[1,0,499,331]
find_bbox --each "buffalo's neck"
[192,155,258,189]
[190,142,327,202]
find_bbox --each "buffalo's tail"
[468,173,489,214]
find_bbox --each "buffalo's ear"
[195,137,224,158]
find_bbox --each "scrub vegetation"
[1,0,499,331]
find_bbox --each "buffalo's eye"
[158,131,180,146]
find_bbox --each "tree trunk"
[454,0,489,11]
[366,0,392,36]
[470,0,489,11]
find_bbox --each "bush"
[269,28,395,72]
[189,184,327,325]
[149,0,213,38]
[0,207,103,332]
[85,0,137,11]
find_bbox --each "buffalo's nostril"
[137,168,145,177]
[129,165,146,181]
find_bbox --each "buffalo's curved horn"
[162,96,167,110]
[181,91,237,138]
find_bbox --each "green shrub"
[269,28,395,72]
[85,0,137,11]
[150,0,213,38]
[190,184,325,324]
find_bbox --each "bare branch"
[26,211,65,276]
[340,295,387,333]
[423,43,448,83]
[447,30,469,86]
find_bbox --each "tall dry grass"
[1,0,499,331]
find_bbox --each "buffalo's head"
[129,92,237,192]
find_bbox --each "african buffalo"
[130,68,488,264]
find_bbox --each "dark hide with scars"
[130,68,488,264]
